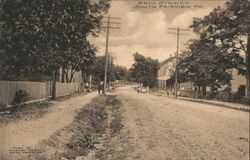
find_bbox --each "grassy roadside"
[0,92,88,126]
[0,101,53,126]
[36,94,124,160]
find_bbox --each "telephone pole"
[168,27,190,99]
[102,16,121,94]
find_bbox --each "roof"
[159,56,175,67]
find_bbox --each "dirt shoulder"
[151,91,250,112]
[0,92,98,159]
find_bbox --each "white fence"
[0,80,80,105]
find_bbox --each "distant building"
[158,56,247,96]
[157,56,176,91]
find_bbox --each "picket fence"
[0,80,80,105]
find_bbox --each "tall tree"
[0,0,110,78]
[191,0,250,99]
[130,53,159,88]
[178,39,240,95]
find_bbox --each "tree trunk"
[69,69,75,83]
[198,85,201,98]
[51,70,57,100]
[65,69,69,83]
[246,35,250,101]
[202,85,207,96]
[61,67,65,83]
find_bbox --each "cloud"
[91,2,219,68]
[96,10,176,50]
[170,8,213,28]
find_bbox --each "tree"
[191,0,250,99]
[91,56,128,84]
[0,0,110,78]
[91,56,114,84]
[178,39,239,95]
[114,65,128,81]
[60,41,97,83]
[130,53,159,88]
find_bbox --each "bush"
[204,91,218,100]
[240,98,250,105]
[12,89,30,105]
[0,103,7,112]
[234,86,246,100]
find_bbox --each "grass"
[0,92,88,126]
[0,101,53,125]
[36,95,124,160]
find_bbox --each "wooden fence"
[0,80,80,105]
[180,90,203,99]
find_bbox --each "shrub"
[12,89,30,105]
[204,91,218,100]
[240,98,250,105]
[0,103,7,112]
[234,86,246,100]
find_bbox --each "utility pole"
[104,16,110,95]
[102,16,121,94]
[168,27,190,99]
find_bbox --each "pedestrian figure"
[98,82,101,94]
[85,82,89,92]
[100,81,104,94]
[167,91,169,97]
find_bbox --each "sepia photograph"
[0,0,249,159]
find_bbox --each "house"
[157,56,176,91]
[158,56,247,97]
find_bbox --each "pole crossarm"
[102,21,121,25]
[101,26,120,29]
[103,16,121,20]
[167,32,190,36]
[168,27,191,31]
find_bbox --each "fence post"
[51,71,56,100]
[45,81,51,100]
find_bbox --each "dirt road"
[114,86,249,160]
[0,86,249,160]
[0,92,98,159]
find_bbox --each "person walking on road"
[98,82,101,94]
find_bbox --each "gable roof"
[159,56,175,67]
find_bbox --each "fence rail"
[0,80,80,105]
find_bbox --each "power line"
[167,27,190,99]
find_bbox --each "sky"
[90,0,227,68]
